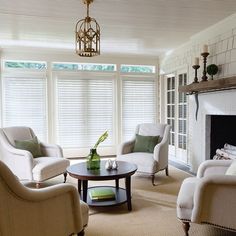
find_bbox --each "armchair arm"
[40,142,63,157]
[0,134,34,180]
[117,139,135,155]
[192,175,236,228]
[153,125,171,169]
[197,160,232,178]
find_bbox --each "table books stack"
[89,188,115,201]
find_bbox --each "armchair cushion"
[225,160,236,175]
[32,157,70,181]
[15,136,42,158]
[133,134,160,153]
[117,152,157,173]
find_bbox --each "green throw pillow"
[225,160,236,175]
[133,134,160,153]
[15,136,42,158]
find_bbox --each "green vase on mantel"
[86,148,101,170]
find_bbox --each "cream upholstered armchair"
[0,160,89,236]
[0,126,70,187]
[177,160,236,235]
[117,123,171,185]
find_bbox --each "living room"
[0,1,236,236]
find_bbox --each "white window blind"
[3,74,47,141]
[122,78,157,141]
[56,73,114,148]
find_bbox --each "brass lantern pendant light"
[75,0,100,57]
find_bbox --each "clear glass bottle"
[86,148,100,170]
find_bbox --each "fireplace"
[208,115,236,159]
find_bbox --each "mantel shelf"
[178,76,236,94]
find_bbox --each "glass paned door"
[176,73,188,163]
[166,76,175,156]
[166,73,188,164]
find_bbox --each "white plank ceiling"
[0,0,236,57]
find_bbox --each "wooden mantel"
[178,76,236,94]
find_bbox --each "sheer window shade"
[3,74,47,141]
[122,78,157,141]
[56,74,114,148]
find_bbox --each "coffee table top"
[67,160,137,181]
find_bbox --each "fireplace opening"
[210,115,236,159]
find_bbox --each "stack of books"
[89,188,116,201]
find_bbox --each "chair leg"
[182,221,190,236]
[165,166,169,176]
[77,229,84,236]
[63,172,67,183]
[151,174,157,186]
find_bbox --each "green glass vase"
[86,148,101,170]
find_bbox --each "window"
[121,77,157,141]
[2,73,47,140]
[56,73,114,148]
[4,61,46,69]
[120,64,155,73]
[1,59,157,157]
[52,62,116,72]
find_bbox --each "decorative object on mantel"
[86,131,108,170]
[207,64,218,80]
[201,44,210,82]
[75,0,100,57]
[192,57,200,119]
[192,57,200,83]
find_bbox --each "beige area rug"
[45,164,236,236]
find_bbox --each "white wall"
[160,13,236,172]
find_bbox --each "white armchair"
[0,126,70,187]
[177,160,236,235]
[0,160,89,236]
[117,123,171,185]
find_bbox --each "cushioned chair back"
[1,126,35,146]
[137,123,166,139]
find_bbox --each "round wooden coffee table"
[67,160,137,211]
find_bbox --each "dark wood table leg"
[125,176,132,211]
[82,180,88,202]
[115,179,119,189]
[78,179,81,195]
